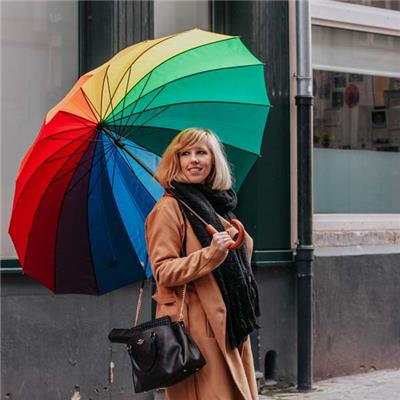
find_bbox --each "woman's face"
[179,143,213,184]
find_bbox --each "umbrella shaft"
[102,126,156,179]
[102,126,210,227]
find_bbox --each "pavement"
[259,369,400,400]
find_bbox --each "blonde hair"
[155,128,233,190]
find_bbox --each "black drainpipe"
[295,0,314,392]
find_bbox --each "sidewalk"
[259,369,400,400]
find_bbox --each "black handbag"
[109,284,206,393]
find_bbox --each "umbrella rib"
[121,141,162,156]
[81,88,102,122]
[39,126,95,142]
[111,146,118,190]
[119,83,167,139]
[119,135,174,161]
[42,137,104,143]
[43,147,90,165]
[105,71,122,140]
[100,65,111,120]
[109,63,265,124]
[118,71,154,139]
[56,110,98,130]
[101,33,180,120]
[52,140,114,188]
[87,143,118,199]
[80,87,100,121]
[113,65,133,138]
[12,129,98,212]
[107,36,241,121]
[23,136,93,273]
[119,105,171,139]
[111,100,269,126]
[116,145,159,206]
[64,141,116,196]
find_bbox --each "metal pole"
[295,0,314,391]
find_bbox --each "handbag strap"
[133,282,187,326]
[134,200,188,326]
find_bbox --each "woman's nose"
[189,153,199,163]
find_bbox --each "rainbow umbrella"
[9,29,270,295]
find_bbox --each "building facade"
[1,1,399,398]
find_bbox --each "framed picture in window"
[384,90,400,108]
[332,92,344,108]
[371,110,386,129]
[333,74,346,88]
[349,74,363,83]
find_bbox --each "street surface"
[259,369,400,400]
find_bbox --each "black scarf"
[170,181,260,349]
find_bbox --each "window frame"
[311,0,400,36]
[310,0,400,250]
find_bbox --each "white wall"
[1,1,78,259]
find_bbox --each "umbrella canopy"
[9,29,270,295]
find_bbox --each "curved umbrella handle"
[228,219,245,249]
[205,218,245,250]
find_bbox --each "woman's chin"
[184,174,207,184]
[188,179,203,184]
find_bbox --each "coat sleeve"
[145,198,228,288]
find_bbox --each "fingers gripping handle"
[228,219,245,249]
[205,219,245,250]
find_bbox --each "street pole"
[295,0,314,391]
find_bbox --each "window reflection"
[335,0,400,11]
[313,70,400,152]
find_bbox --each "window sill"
[314,213,400,249]
[315,244,400,257]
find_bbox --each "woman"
[145,128,260,400]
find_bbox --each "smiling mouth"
[188,168,202,171]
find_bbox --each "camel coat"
[145,194,259,400]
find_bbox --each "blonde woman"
[145,128,260,399]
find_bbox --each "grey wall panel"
[314,253,400,380]
[256,266,297,383]
[1,276,153,400]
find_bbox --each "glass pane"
[154,0,210,37]
[312,26,400,213]
[314,148,400,213]
[314,71,400,152]
[1,1,79,259]
[312,26,400,77]
[335,0,400,11]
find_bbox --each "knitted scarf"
[170,181,260,349]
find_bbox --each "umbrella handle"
[206,218,245,250]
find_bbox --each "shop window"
[312,26,400,213]
[314,71,400,153]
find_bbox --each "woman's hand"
[210,231,235,256]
